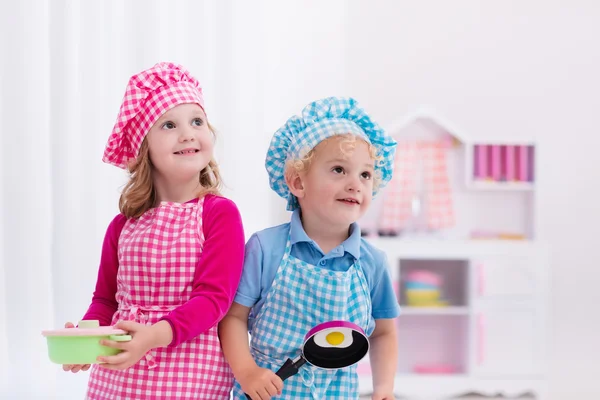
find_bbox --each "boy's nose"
[346,179,362,192]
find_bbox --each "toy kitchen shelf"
[356,238,549,399]
[355,108,547,399]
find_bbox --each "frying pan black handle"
[275,357,300,381]
[244,358,299,399]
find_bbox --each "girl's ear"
[284,168,305,200]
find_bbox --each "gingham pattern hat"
[266,96,397,210]
[103,62,205,169]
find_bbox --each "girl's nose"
[179,127,195,142]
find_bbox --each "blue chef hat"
[265,96,397,210]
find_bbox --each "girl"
[219,97,399,400]
[63,62,245,399]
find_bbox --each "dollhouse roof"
[386,107,469,144]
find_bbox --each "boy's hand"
[61,322,91,373]
[238,365,283,400]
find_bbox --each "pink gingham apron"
[86,197,233,399]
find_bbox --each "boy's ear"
[284,169,305,200]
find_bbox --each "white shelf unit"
[357,238,549,400]
[355,110,547,398]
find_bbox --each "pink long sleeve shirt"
[82,194,245,347]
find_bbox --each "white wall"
[0,18,6,392]
[342,1,600,398]
[198,0,350,234]
[259,0,351,226]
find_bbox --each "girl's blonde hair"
[285,133,383,189]
[119,124,222,219]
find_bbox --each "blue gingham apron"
[232,230,375,399]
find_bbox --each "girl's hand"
[238,365,283,400]
[61,322,91,373]
[97,321,156,371]
[372,389,395,400]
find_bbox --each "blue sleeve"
[370,253,401,319]
[234,233,263,307]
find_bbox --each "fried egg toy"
[303,321,369,369]
[312,327,354,348]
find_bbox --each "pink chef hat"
[102,62,205,169]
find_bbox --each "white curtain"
[0,1,287,398]
[1,1,56,397]
[0,0,349,397]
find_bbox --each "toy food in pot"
[41,320,131,364]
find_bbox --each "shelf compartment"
[397,315,469,375]
[399,259,469,307]
[471,143,535,185]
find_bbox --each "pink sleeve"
[160,195,245,347]
[81,214,127,326]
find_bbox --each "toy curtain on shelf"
[378,139,455,234]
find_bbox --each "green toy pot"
[42,320,131,364]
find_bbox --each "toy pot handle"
[109,334,132,342]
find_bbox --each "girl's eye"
[162,121,175,129]
[191,118,204,127]
[332,166,344,174]
[361,171,372,180]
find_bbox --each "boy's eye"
[332,166,344,174]
[162,121,175,129]
[361,171,372,180]
[191,118,204,127]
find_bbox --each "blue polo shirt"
[234,210,400,320]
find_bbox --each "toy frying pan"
[245,320,369,399]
